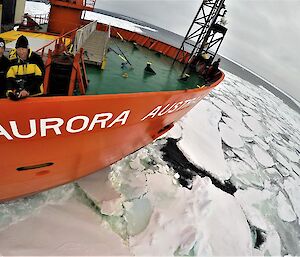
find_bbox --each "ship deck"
[85,39,205,95]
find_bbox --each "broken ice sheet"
[290,163,300,176]
[109,163,147,200]
[243,116,265,135]
[234,188,282,256]
[178,100,229,181]
[272,142,299,163]
[252,145,274,168]
[283,177,300,221]
[123,198,152,236]
[130,177,252,256]
[241,106,262,121]
[100,198,124,216]
[222,116,254,138]
[166,122,182,140]
[236,95,256,110]
[276,192,297,222]
[264,168,284,184]
[211,97,243,122]
[226,159,264,189]
[276,163,291,177]
[232,148,258,170]
[254,136,270,151]
[219,122,244,148]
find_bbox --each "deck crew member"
[205,58,222,82]
[0,38,10,98]
[6,35,45,100]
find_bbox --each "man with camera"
[6,35,45,100]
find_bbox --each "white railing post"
[73,20,97,54]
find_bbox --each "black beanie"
[16,35,29,49]
[0,37,5,49]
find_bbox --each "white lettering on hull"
[107,110,130,128]
[0,110,131,140]
[41,118,64,137]
[88,113,113,130]
[0,95,202,141]
[10,120,37,139]
[0,125,13,140]
[66,116,90,133]
[141,96,201,121]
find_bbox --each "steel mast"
[173,0,227,77]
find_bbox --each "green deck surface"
[85,39,205,95]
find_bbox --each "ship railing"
[73,20,97,54]
[84,0,97,9]
[21,13,49,26]
[36,27,78,58]
[31,13,49,25]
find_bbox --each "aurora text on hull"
[0,0,227,201]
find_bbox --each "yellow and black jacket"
[6,49,45,96]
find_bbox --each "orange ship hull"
[0,76,223,202]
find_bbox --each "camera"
[15,79,26,90]
[8,79,28,101]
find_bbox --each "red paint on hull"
[0,74,223,201]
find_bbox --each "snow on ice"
[25,2,157,34]
[219,122,244,148]
[1,1,300,256]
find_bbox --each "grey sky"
[95,0,300,102]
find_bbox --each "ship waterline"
[0,0,227,201]
[0,80,223,201]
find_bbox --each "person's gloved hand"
[7,90,29,101]
[18,90,29,98]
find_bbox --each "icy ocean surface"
[1,1,300,256]
[1,70,299,255]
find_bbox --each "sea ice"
[84,11,157,34]
[226,159,264,189]
[232,148,258,170]
[0,184,74,232]
[276,163,291,177]
[166,122,182,139]
[264,168,284,184]
[130,177,253,256]
[235,188,282,256]
[276,192,297,222]
[24,2,157,35]
[178,101,229,181]
[25,1,50,15]
[77,168,121,207]
[254,135,270,151]
[243,116,265,135]
[290,163,300,176]
[211,98,243,122]
[283,177,300,221]
[252,145,274,168]
[219,122,244,148]
[235,188,269,214]
[241,106,262,121]
[223,116,254,138]
[236,95,256,109]
[0,197,130,255]
[100,197,123,216]
[2,10,300,253]
[225,149,236,158]
[272,142,299,163]
[123,198,152,236]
